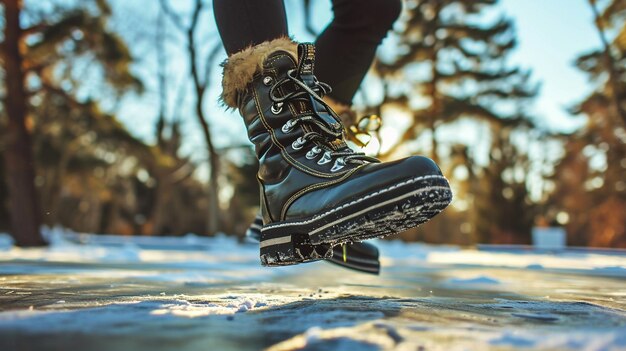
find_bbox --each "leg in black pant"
[213,0,289,56]
[213,0,401,105]
[315,0,402,105]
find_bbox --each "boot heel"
[259,231,333,267]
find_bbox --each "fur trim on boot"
[220,36,298,109]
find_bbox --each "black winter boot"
[221,37,452,266]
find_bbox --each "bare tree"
[149,7,195,235]
[159,0,223,234]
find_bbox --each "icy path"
[0,231,625,351]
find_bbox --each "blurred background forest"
[0,0,624,248]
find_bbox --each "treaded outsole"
[311,181,452,246]
[260,233,333,267]
[260,175,452,266]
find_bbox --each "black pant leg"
[213,0,289,56]
[314,0,402,105]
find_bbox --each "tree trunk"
[160,0,222,235]
[150,169,173,236]
[186,0,220,235]
[427,4,442,165]
[1,0,45,246]
[428,62,440,164]
[194,90,221,235]
[150,12,172,236]
[47,138,79,225]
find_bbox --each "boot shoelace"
[266,69,379,172]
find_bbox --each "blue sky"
[498,0,599,132]
[112,0,603,159]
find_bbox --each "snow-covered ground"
[0,229,624,351]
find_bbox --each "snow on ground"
[0,228,625,351]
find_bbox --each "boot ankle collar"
[220,36,298,109]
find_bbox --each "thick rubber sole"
[259,232,334,266]
[259,174,452,266]
[250,214,380,273]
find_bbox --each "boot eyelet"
[292,137,306,150]
[330,157,346,172]
[305,146,322,159]
[281,119,295,133]
[271,103,283,114]
[263,76,273,86]
[317,151,332,165]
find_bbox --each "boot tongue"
[295,43,316,86]
[295,43,342,133]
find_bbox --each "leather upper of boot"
[222,37,443,223]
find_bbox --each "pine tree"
[371,0,539,243]
[375,0,536,162]
[550,0,626,247]
[1,0,147,239]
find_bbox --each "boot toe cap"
[284,155,448,220]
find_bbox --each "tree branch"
[187,0,204,92]
[158,0,187,32]
[189,0,203,31]
[20,23,50,38]
[204,41,223,86]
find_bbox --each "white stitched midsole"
[309,188,449,235]
[259,235,292,249]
